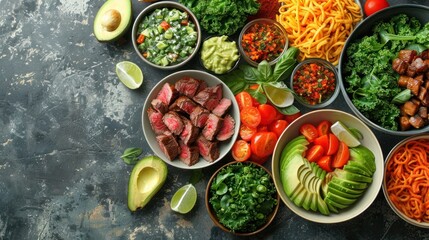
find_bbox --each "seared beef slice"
[197,135,219,162]
[163,111,184,135]
[202,114,224,141]
[216,114,236,141]
[147,107,168,135]
[180,116,199,145]
[212,98,232,117]
[175,77,201,98]
[156,134,180,160]
[190,106,210,128]
[193,84,222,111]
[157,83,179,105]
[171,96,198,115]
[179,140,199,166]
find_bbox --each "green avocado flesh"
[128,155,167,211]
[93,0,132,42]
[280,136,376,215]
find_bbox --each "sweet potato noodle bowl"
[277,0,362,65]
[383,135,429,227]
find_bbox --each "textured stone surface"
[1,0,429,239]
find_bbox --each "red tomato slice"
[306,145,325,162]
[317,155,333,172]
[251,131,278,158]
[235,91,253,110]
[240,107,261,128]
[326,133,339,156]
[314,134,329,152]
[269,120,289,138]
[160,21,170,30]
[258,104,277,126]
[284,112,302,123]
[332,141,350,168]
[317,120,332,136]
[249,153,270,165]
[299,123,318,142]
[239,124,257,141]
[232,140,251,162]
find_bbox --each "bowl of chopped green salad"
[339,4,429,136]
[205,161,279,236]
[132,1,201,69]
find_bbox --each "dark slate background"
[1,0,429,239]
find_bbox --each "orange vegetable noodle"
[276,0,362,65]
[385,139,429,223]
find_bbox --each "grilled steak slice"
[157,82,179,105]
[196,79,208,93]
[172,96,198,115]
[392,58,408,75]
[175,77,201,98]
[193,84,223,111]
[409,115,425,128]
[212,98,232,117]
[197,135,219,162]
[407,76,422,96]
[403,101,419,116]
[202,114,224,141]
[151,98,168,113]
[190,106,210,128]
[178,140,200,166]
[180,116,200,145]
[163,111,184,135]
[216,114,236,141]
[398,49,417,64]
[147,107,169,135]
[156,134,180,160]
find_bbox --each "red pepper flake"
[293,62,336,105]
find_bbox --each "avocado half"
[93,0,132,42]
[127,155,168,211]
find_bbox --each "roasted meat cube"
[197,135,219,162]
[147,107,169,135]
[178,140,200,166]
[212,98,232,117]
[171,96,198,115]
[156,134,180,161]
[216,114,236,141]
[179,117,200,145]
[193,84,223,111]
[407,77,422,96]
[175,77,202,98]
[163,111,184,135]
[202,114,224,141]
[392,58,409,75]
[398,49,417,64]
[399,116,411,131]
[157,82,179,105]
[151,98,168,114]
[398,75,412,88]
[190,106,210,128]
[409,115,425,128]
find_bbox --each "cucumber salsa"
[136,8,198,66]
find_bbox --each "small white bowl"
[142,70,240,169]
[271,109,384,223]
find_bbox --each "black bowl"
[338,4,429,136]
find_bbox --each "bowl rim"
[291,58,340,109]
[131,1,202,70]
[271,109,384,223]
[199,35,241,75]
[141,69,240,169]
[338,4,429,136]
[382,134,429,228]
[205,161,280,236]
[238,18,289,67]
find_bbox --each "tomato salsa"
[292,61,336,105]
[241,20,286,63]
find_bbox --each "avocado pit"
[101,9,121,32]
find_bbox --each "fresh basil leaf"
[241,64,258,82]
[257,60,272,81]
[392,89,412,104]
[247,89,267,104]
[275,105,300,115]
[272,47,299,82]
[121,147,142,165]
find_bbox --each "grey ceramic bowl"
[132,1,201,70]
[338,4,429,136]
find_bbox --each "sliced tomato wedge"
[306,145,325,162]
[239,124,257,141]
[235,91,253,110]
[232,140,251,162]
[240,106,261,128]
[317,155,333,172]
[332,141,350,168]
[160,21,170,30]
[258,104,277,126]
[251,131,278,158]
[326,133,339,156]
[317,120,332,136]
[269,120,289,138]
[299,123,318,142]
[314,134,329,152]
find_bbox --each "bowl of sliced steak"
[142,70,240,169]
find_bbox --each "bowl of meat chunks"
[142,70,240,169]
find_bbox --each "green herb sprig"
[121,148,143,165]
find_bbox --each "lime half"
[263,85,294,108]
[330,121,361,147]
[115,61,143,89]
[170,184,197,214]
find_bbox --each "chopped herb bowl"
[291,58,339,109]
[132,1,201,70]
[205,161,280,236]
[238,18,288,67]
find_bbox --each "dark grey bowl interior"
[338,4,429,136]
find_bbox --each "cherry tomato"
[306,145,325,162]
[284,112,302,123]
[364,0,389,16]
[273,106,285,121]
[314,134,329,152]
[240,107,261,128]
[269,120,289,138]
[239,124,257,141]
[332,141,350,168]
[317,155,333,172]
[326,133,339,156]
[299,123,318,142]
[235,91,253,110]
[232,140,252,162]
[317,120,331,136]
[249,153,270,165]
[258,104,277,125]
[258,125,268,132]
[251,131,278,158]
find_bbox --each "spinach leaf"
[247,89,267,104]
[392,89,412,104]
[121,147,142,165]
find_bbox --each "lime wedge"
[263,85,294,108]
[170,184,197,214]
[115,61,143,89]
[330,121,361,147]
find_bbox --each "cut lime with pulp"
[115,61,143,89]
[170,184,197,214]
[263,85,294,108]
[330,121,361,147]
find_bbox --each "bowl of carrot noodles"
[383,134,429,228]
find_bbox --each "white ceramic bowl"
[271,109,384,223]
[142,70,240,169]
